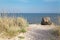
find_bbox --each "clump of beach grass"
[51,25,60,37]
[0,17,28,38]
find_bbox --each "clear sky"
[0,0,60,13]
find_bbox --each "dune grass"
[0,17,28,38]
[51,25,60,37]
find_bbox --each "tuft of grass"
[20,28,27,33]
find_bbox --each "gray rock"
[41,17,52,25]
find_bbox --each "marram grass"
[0,17,28,38]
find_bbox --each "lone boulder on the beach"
[41,17,52,25]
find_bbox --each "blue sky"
[0,0,60,13]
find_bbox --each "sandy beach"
[0,24,59,40]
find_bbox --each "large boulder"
[41,17,52,25]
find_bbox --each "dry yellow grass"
[0,17,28,38]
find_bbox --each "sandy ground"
[28,24,56,30]
[25,24,58,40]
[0,24,59,40]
